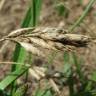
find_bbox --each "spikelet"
[0,27,92,56]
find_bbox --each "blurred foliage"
[55,2,69,18]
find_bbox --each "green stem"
[69,0,96,32]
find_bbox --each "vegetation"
[0,0,96,96]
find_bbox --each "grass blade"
[0,67,29,90]
[72,52,85,83]
[69,0,96,31]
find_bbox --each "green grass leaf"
[0,67,29,90]
[69,0,96,31]
[63,51,72,77]
[72,52,85,83]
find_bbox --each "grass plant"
[0,0,96,96]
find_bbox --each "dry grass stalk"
[49,79,60,94]
[0,27,92,56]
